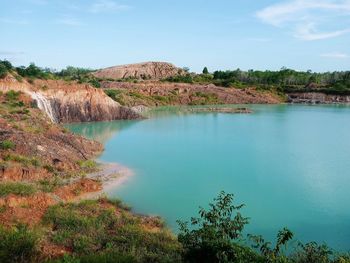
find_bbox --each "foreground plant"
[177,191,261,263]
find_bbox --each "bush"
[3,154,41,167]
[0,225,39,263]
[0,182,36,197]
[0,64,8,78]
[49,252,137,263]
[5,90,20,101]
[164,74,193,83]
[177,191,258,263]
[104,89,121,99]
[15,63,54,80]
[77,160,97,171]
[0,140,15,150]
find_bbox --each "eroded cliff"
[0,75,141,123]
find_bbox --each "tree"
[0,64,7,79]
[0,60,13,70]
[177,191,260,263]
[203,67,209,74]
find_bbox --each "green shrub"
[104,89,121,99]
[164,74,193,83]
[3,154,41,167]
[48,252,137,263]
[0,60,13,70]
[5,90,20,101]
[0,182,36,197]
[0,64,8,78]
[177,191,259,263]
[0,225,39,263]
[38,177,62,193]
[0,140,15,150]
[107,198,131,211]
[77,160,97,171]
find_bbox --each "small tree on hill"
[202,67,209,74]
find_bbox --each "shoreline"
[74,162,134,201]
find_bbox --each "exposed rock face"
[0,76,142,123]
[93,62,184,80]
[287,92,350,104]
[101,81,283,105]
[0,165,51,182]
[42,85,141,123]
[0,119,103,172]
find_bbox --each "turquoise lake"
[66,105,350,250]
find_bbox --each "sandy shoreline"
[74,162,134,201]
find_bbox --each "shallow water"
[66,105,350,250]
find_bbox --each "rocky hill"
[93,61,184,80]
[0,75,142,123]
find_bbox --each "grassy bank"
[1,192,349,263]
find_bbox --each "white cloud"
[295,22,350,40]
[256,0,350,40]
[89,0,130,13]
[320,52,349,58]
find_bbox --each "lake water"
[66,105,350,250]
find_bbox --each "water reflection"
[66,120,139,144]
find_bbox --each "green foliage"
[77,160,97,171]
[0,225,39,263]
[16,63,55,79]
[5,90,20,101]
[0,60,13,78]
[107,198,131,211]
[177,191,257,263]
[0,140,15,150]
[0,182,36,197]
[43,200,181,262]
[289,242,336,263]
[56,66,94,78]
[38,177,63,193]
[0,64,7,78]
[165,74,193,83]
[178,191,350,263]
[49,252,137,263]
[0,60,13,70]
[248,228,294,262]
[56,66,100,88]
[104,89,121,100]
[3,154,41,167]
[162,66,350,94]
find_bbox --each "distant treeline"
[1,60,350,94]
[166,67,350,95]
[0,60,100,88]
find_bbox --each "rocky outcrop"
[93,62,184,80]
[0,76,142,123]
[42,85,141,123]
[287,92,350,104]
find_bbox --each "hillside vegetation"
[2,60,350,96]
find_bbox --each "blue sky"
[0,0,349,72]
